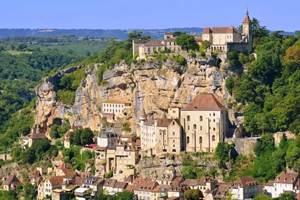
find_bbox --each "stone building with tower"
[201,11,252,53]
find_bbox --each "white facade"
[102,102,127,114]
[140,120,157,153]
[97,132,118,149]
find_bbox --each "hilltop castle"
[132,11,252,60]
[202,11,252,53]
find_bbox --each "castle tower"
[242,10,252,52]
[242,10,251,42]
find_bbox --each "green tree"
[114,191,134,200]
[277,191,296,200]
[184,189,203,200]
[175,33,199,51]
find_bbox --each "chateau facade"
[132,33,182,60]
[181,93,227,153]
[201,11,252,53]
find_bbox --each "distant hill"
[0,28,203,40]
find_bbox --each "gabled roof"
[234,176,258,187]
[275,170,299,184]
[203,27,238,34]
[49,176,64,186]
[182,93,225,111]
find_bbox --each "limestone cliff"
[32,59,227,136]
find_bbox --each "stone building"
[180,93,227,153]
[133,33,181,60]
[140,118,183,156]
[201,11,252,53]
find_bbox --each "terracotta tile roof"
[61,167,76,179]
[234,176,258,187]
[203,26,237,34]
[49,176,64,187]
[133,177,158,192]
[214,182,232,199]
[115,181,128,189]
[144,40,164,47]
[182,93,225,111]
[275,170,299,184]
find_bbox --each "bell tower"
[242,10,251,42]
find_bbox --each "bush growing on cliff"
[70,128,94,146]
[50,119,70,139]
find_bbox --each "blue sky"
[0,0,298,31]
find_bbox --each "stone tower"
[242,10,252,51]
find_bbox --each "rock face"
[32,59,227,135]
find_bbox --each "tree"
[114,191,134,200]
[70,128,94,146]
[22,183,37,200]
[228,50,243,74]
[254,193,272,200]
[226,77,235,95]
[184,189,203,200]
[175,33,199,51]
[215,142,236,168]
[277,191,296,200]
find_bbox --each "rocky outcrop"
[32,59,227,135]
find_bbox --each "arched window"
[212,135,215,141]
[187,136,190,144]
[187,115,190,121]
[199,137,202,144]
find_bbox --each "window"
[187,115,190,121]
[173,121,175,125]
[187,125,190,130]
[200,126,202,130]
[193,124,197,129]
[199,137,202,144]
[173,140,175,143]
[213,113,215,116]
[200,116,203,121]
[187,137,190,144]
[213,127,216,131]
[212,135,215,141]
[173,132,175,136]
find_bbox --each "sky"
[0,0,299,31]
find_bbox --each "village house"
[201,11,252,53]
[264,170,300,198]
[103,179,128,195]
[180,93,228,153]
[182,177,217,194]
[132,177,161,200]
[133,32,182,60]
[231,176,261,200]
[74,176,104,199]
[2,175,21,191]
